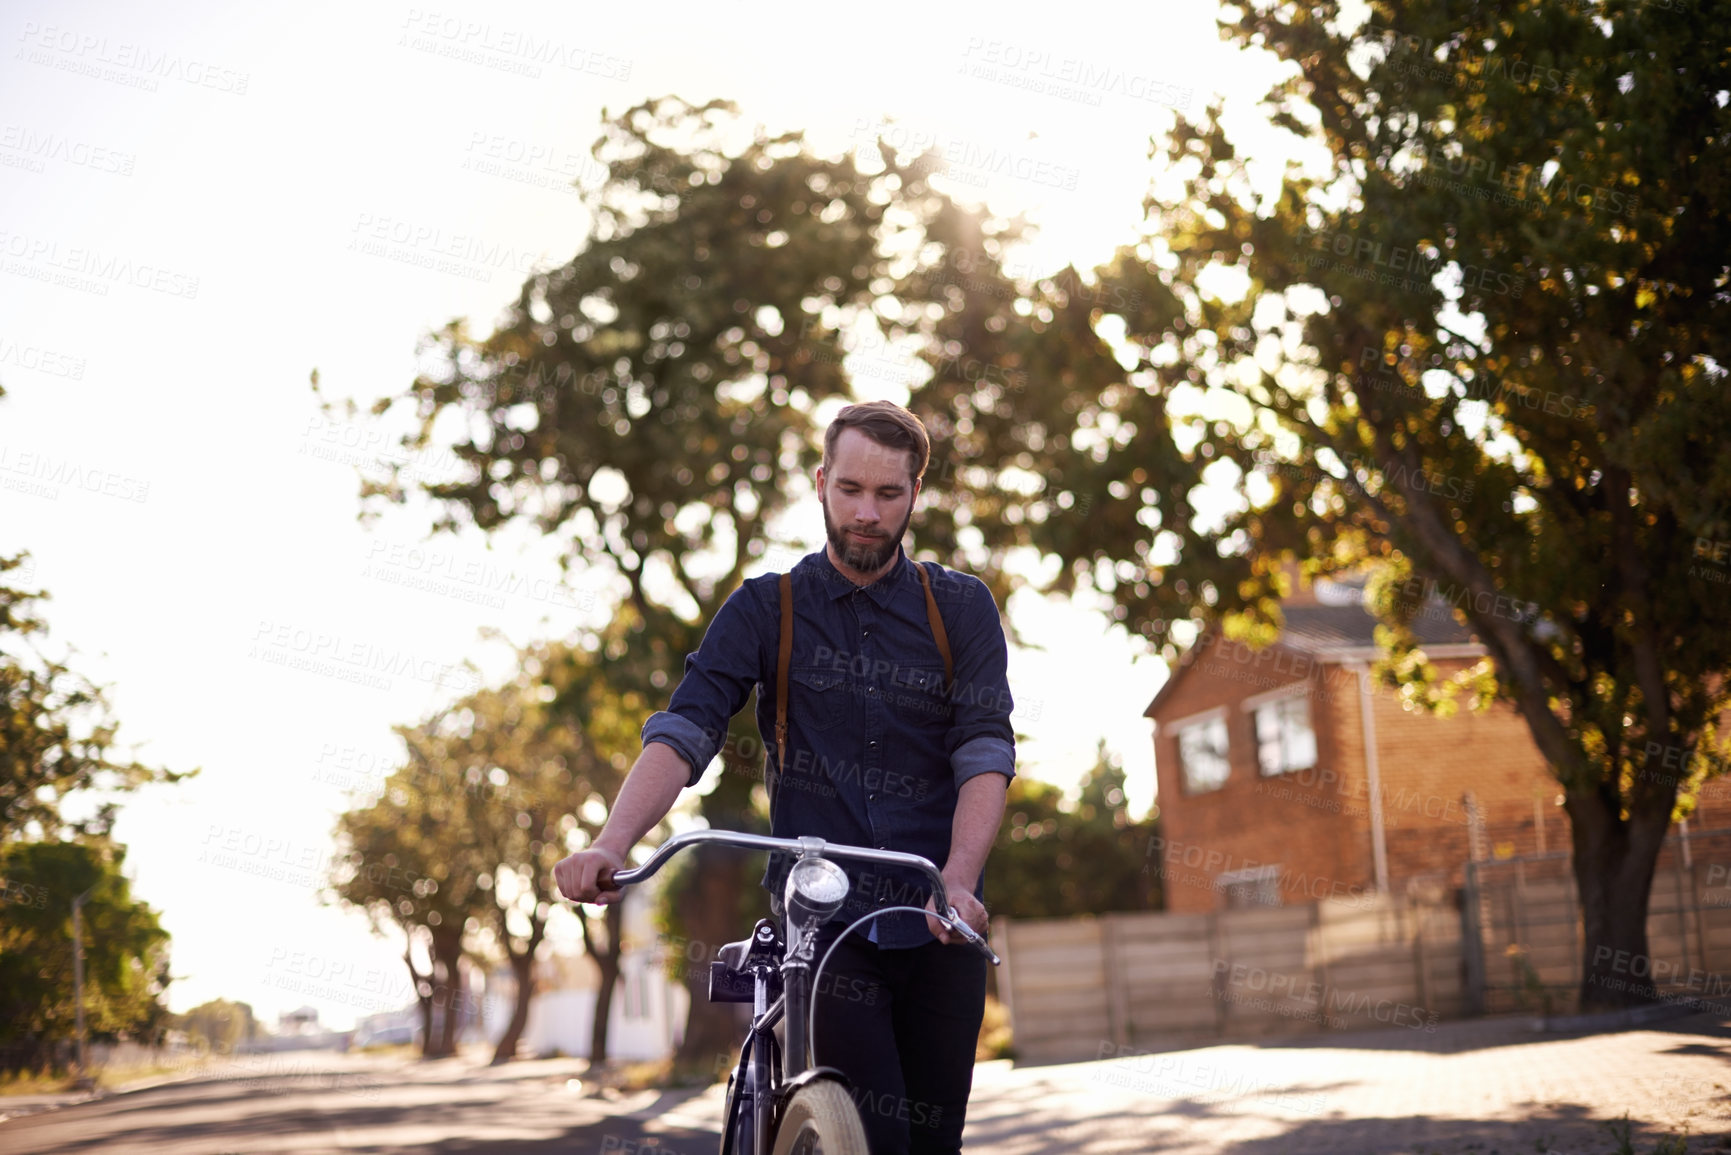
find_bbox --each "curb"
[1530,1000,1711,1033]
[0,1051,412,1125]
[0,1090,106,1125]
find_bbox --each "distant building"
[482,886,689,1060]
[247,1004,347,1054]
[350,1005,421,1050]
[1144,569,1731,913]
[276,1005,320,1035]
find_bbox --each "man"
[554,400,1014,1154]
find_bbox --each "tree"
[1,551,192,842]
[330,95,1021,1077]
[0,837,172,1074]
[986,742,1160,920]
[432,649,634,1065]
[902,1,1730,1009]
[328,748,486,1059]
[175,998,263,1057]
[329,648,642,1064]
[0,545,188,1072]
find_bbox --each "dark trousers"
[806,927,988,1155]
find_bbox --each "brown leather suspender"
[913,561,954,689]
[774,560,952,778]
[776,572,795,778]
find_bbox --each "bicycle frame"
[603,830,1000,1155]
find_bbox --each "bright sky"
[1,0,1300,1029]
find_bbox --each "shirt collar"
[802,543,914,606]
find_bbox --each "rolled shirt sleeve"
[952,734,1016,789]
[640,711,724,789]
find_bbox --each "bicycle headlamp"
[784,856,850,926]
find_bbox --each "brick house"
[1144,572,1631,914]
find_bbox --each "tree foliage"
[0,551,192,843]
[328,737,485,1059]
[0,837,171,1073]
[333,95,1039,1075]
[339,29,1729,1015]
[327,643,639,1062]
[986,742,1160,920]
[173,998,263,1056]
[0,546,188,1071]
[905,0,1728,1009]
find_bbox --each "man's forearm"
[593,742,691,860]
[942,772,1009,889]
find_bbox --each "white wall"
[483,948,690,1060]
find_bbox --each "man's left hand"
[925,874,988,945]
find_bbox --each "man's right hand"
[554,846,626,905]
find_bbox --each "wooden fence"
[1466,825,1731,1015]
[991,827,1731,1063]
[991,893,1463,1064]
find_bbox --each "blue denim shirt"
[640,545,1016,947]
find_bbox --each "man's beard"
[822,493,910,576]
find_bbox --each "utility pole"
[72,886,94,1087]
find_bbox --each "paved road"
[966,1011,1731,1154]
[6,1013,1731,1153]
[0,1052,720,1155]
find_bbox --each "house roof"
[1279,600,1478,652]
[1142,575,1483,721]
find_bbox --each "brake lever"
[945,905,1001,966]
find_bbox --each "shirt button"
[869,792,877,801]
[869,740,878,750]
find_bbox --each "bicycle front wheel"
[770,1080,870,1155]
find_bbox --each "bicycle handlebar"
[598,829,1000,965]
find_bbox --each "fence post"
[1689,859,1710,976]
[1412,894,1431,1015]
[1102,914,1130,1050]
[1208,911,1227,1036]
[1310,900,1332,1031]
[1461,859,1486,1017]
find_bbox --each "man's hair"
[823,401,931,484]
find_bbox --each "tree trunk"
[589,902,624,1064]
[437,959,464,1057]
[403,940,436,1056]
[424,924,466,1058]
[491,911,547,1065]
[1567,783,1672,1011]
[491,951,536,1065]
[665,761,767,1085]
[670,842,752,1083]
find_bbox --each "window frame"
[1247,687,1318,778]
[1168,706,1232,796]
[1217,863,1283,909]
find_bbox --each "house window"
[1219,865,1282,909]
[1175,714,1231,794]
[1255,695,1317,777]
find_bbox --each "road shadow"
[1001,1008,1731,1065]
[965,1074,1731,1155]
[0,1064,724,1155]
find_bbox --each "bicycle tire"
[770,1080,869,1155]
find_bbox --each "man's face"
[817,428,920,576]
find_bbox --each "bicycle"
[598,828,1001,1155]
